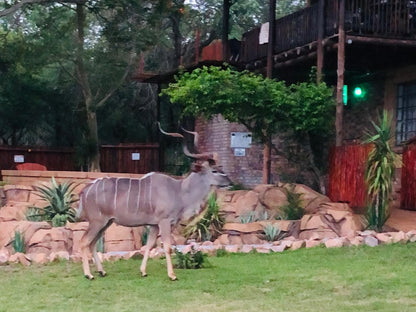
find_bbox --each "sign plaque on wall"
[234,148,246,157]
[230,132,252,148]
[131,153,141,161]
[14,155,24,163]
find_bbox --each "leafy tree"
[162,65,335,187]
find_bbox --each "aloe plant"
[33,177,77,227]
[364,110,400,232]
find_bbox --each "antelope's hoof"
[98,271,107,277]
[141,273,148,278]
[85,274,94,280]
[170,276,178,281]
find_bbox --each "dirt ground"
[386,208,416,232]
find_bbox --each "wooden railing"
[240,0,416,63]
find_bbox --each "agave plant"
[364,110,400,232]
[34,177,78,227]
[263,223,282,242]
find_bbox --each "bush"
[32,177,77,227]
[184,193,224,241]
[174,247,205,269]
[278,184,305,220]
[25,207,45,222]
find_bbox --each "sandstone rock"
[260,187,287,214]
[293,184,330,214]
[348,236,364,246]
[375,233,393,244]
[4,185,32,202]
[364,235,379,247]
[407,230,416,242]
[70,254,83,263]
[240,234,263,245]
[391,231,408,244]
[228,235,243,245]
[223,222,263,233]
[225,245,240,253]
[105,224,133,241]
[271,244,287,252]
[214,234,230,245]
[290,240,306,250]
[324,238,346,248]
[30,253,49,264]
[0,202,30,221]
[0,248,10,264]
[233,190,264,218]
[305,240,322,248]
[299,229,337,240]
[9,252,31,266]
[105,240,135,252]
[0,221,19,248]
[258,220,292,232]
[49,251,70,262]
[300,215,325,230]
[240,245,254,253]
[338,215,363,237]
[255,247,271,253]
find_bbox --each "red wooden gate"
[328,143,373,209]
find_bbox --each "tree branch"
[95,53,136,109]
[0,0,85,17]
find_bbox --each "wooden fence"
[0,144,160,178]
[328,143,373,209]
[401,141,416,210]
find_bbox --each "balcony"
[240,0,416,64]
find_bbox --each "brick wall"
[195,115,287,187]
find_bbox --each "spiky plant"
[184,193,224,242]
[364,110,399,232]
[12,230,25,253]
[34,177,77,227]
[263,224,283,242]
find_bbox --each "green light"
[354,87,363,97]
[343,85,348,105]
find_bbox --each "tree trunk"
[75,3,100,171]
[262,135,272,184]
[222,0,230,61]
[335,0,345,147]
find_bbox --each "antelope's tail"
[76,192,84,220]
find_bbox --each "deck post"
[263,0,276,184]
[336,0,345,147]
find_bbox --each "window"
[396,82,416,144]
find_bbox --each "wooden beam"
[346,35,416,47]
[266,0,276,79]
[222,0,230,61]
[336,0,345,147]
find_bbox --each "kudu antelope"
[78,124,231,280]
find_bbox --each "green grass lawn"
[1,244,416,312]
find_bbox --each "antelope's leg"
[159,219,176,281]
[80,221,108,280]
[140,225,158,277]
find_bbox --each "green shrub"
[174,247,205,269]
[278,184,305,220]
[184,193,224,241]
[141,226,150,246]
[12,230,25,253]
[33,177,77,227]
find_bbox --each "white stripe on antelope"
[78,124,231,281]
